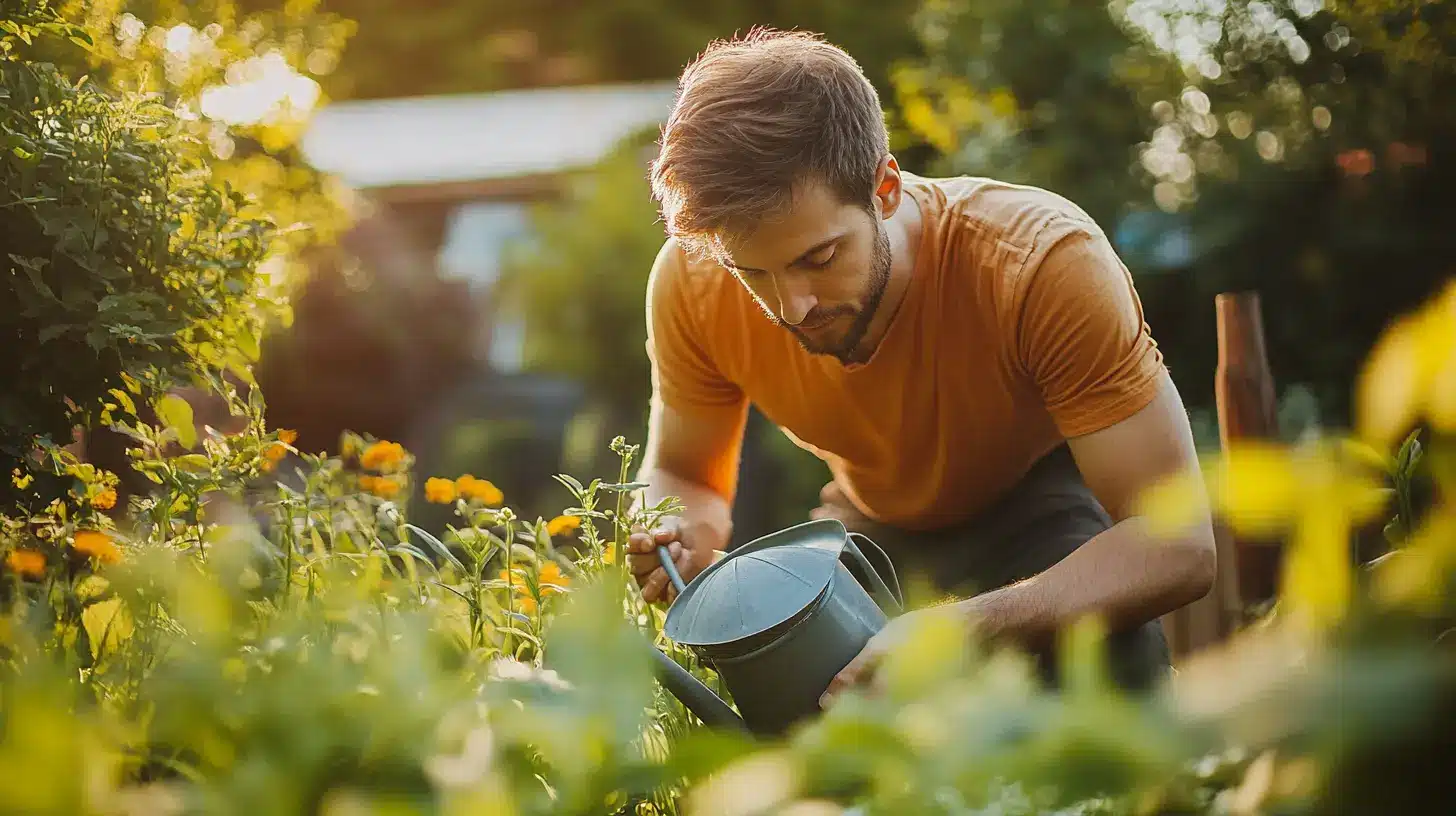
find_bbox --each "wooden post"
[1214,292,1281,607]
[1163,293,1276,662]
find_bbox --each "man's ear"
[872,154,903,220]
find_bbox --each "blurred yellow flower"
[360,440,407,472]
[424,477,457,504]
[73,530,121,565]
[1135,439,1389,633]
[497,560,571,615]
[359,475,402,499]
[278,428,298,446]
[91,487,117,511]
[456,475,503,505]
[546,514,581,537]
[10,468,33,489]
[5,548,46,579]
[1356,278,1456,449]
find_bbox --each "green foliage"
[1,4,274,512]
[893,0,1455,429]
[498,129,662,431]
[319,0,922,100]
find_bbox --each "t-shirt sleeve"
[1011,218,1167,438]
[644,240,746,412]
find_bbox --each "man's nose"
[773,273,818,325]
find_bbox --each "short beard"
[783,221,892,364]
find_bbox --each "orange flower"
[6,548,46,578]
[359,475,401,499]
[456,475,503,505]
[360,440,407,472]
[73,530,121,564]
[278,429,298,446]
[546,514,581,537]
[91,488,117,510]
[537,560,570,592]
[424,477,457,504]
[497,560,571,615]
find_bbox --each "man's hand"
[808,480,875,529]
[818,603,969,709]
[626,516,721,605]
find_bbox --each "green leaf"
[107,388,136,417]
[81,597,133,660]
[155,393,197,449]
[237,325,261,362]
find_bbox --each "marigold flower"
[278,429,298,446]
[456,475,503,505]
[91,488,117,511]
[546,514,581,537]
[424,477,458,504]
[359,475,401,499]
[497,560,570,615]
[6,548,46,578]
[73,530,121,565]
[360,440,407,472]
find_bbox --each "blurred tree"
[894,0,1454,429]
[313,0,923,100]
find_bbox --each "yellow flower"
[6,548,46,579]
[91,488,117,511]
[1356,278,1456,449]
[497,560,571,615]
[360,440,407,472]
[546,514,581,537]
[456,475,503,505]
[359,475,401,499]
[10,468,33,489]
[73,530,121,565]
[537,560,570,592]
[424,477,458,504]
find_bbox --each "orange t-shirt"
[645,174,1167,531]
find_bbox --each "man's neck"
[851,188,925,361]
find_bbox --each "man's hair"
[649,28,889,262]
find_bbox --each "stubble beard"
[785,222,892,365]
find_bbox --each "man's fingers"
[820,648,878,709]
[641,567,670,604]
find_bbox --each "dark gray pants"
[832,444,1171,693]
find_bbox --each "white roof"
[300,81,678,189]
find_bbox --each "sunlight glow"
[200,51,320,127]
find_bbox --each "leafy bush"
[1,5,275,512]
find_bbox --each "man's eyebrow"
[728,233,847,274]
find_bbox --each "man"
[625,29,1216,699]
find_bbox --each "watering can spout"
[646,640,749,733]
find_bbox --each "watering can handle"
[844,533,903,614]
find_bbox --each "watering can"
[644,518,904,738]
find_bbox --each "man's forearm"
[954,516,1216,649]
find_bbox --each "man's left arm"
[961,219,1216,646]
[957,375,1217,648]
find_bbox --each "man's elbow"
[1170,527,1218,607]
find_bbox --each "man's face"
[718,181,893,364]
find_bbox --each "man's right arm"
[629,398,747,603]
[627,240,750,604]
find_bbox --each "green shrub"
[1,4,274,513]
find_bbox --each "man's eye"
[804,250,835,268]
